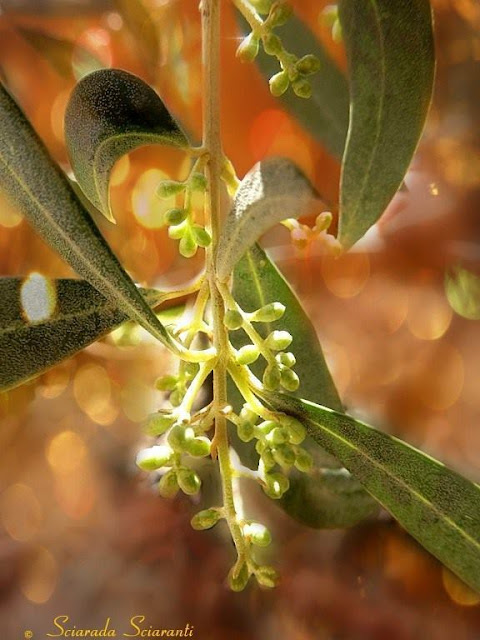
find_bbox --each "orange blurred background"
[0,1,480,638]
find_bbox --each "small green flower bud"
[177,468,201,495]
[228,562,250,592]
[245,522,272,547]
[185,436,211,458]
[292,78,312,99]
[266,426,289,445]
[276,351,296,368]
[158,470,179,498]
[168,221,187,240]
[224,309,243,330]
[265,330,293,351]
[251,302,286,323]
[165,208,188,226]
[136,445,174,471]
[280,368,300,392]
[269,70,289,97]
[143,412,176,436]
[191,508,221,530]
[179,232,198,258]
[236,344,260,365]
[237,421,255,443]
[261,448,276,471]
[157,180,186,198]
[254,420,277,437]
[287,67,300,83]
[321,4,339,27]
[255,439,266,455]
[267,2,293,27]
[294,448,313,472]
[236,32,260,62]
[155,374,178,391]
[314,211,333,233]
[192,225,211,248]
[281,416,306,444]
[255,565,279,588]
[169,388,184,407]
[262,33,282,56]
[263,364,281,390]
[272,443,296,467]
[296,54,321,76]
[189,172,207,191]
[263,472,290,499]
[332,19,343,43]
[167,424,194,452]
[183,362,199,380]
[239,404,258,424]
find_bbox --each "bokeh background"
[0,0,480,638]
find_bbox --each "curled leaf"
[216,157,321,281]
[0,81,177,353]
[65,68,189,222]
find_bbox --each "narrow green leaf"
[239,14,349,158]
[216,158,320,282]
[0,81,177,353]
[445,266,480,320]
[231,244,377,527]
[337,0,435,248]
[65,68,188,223]
[0,278,165,392]
[264,391,480,594]
[18,27,104,80]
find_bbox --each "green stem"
[201,0,247,562]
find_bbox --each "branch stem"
[201,0,247,562]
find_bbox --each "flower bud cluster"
[157,170,211,258]
[285,211,342,254]
[235,2,321,100]
[233,403,313,499]
[155,361,199,407]
[137,359,214,498]
[226,519,279,590]
[137,406,212,498]
[224,302,300,392]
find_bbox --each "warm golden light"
[407,288,452,340]
[19,546,58,604]
[0,483,42,542]
[46,430,87,475]
[73,363,117,425]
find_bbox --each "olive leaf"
[231,244,377,528]
[0,81,178,353]
[337,0,435,248]
[264,391,480,594]
[0,278,166,392]
[65,68,188,223]
[18,27,104,80]
[216,157,321,282]
[238,13,349,159]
